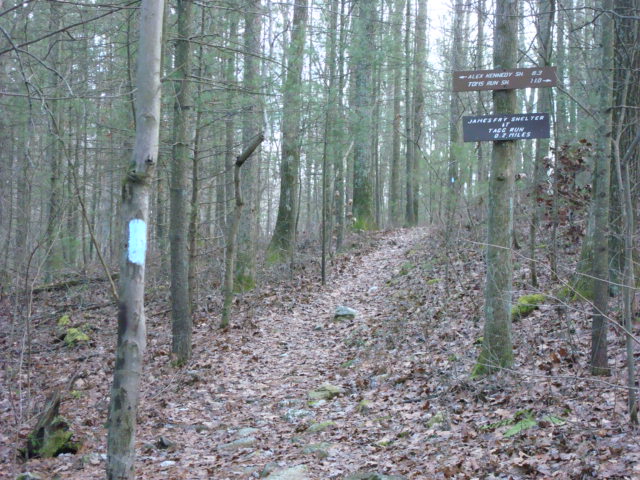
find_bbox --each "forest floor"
[1,226,639,479]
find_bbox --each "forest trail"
[4,226,640,479]
[162,227,431,479]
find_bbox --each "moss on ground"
[64,328,90,346]
[511,294,546,320]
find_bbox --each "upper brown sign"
[453,66,557,92]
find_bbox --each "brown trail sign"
[463,114,550,142]
[453,66,557,92]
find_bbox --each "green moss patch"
[63,327,90,346]
[24,416,80,458]
[511,294,546,320]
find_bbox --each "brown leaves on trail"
[2,227,638,479]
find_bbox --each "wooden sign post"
[453,66,556,143]
[462,113,550,142]
[453,66,557,92]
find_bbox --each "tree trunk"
[351,0,377,230]
[188,5,206,309]
[410,0,426,225]
[334,0,348,250]
[529,0,555,287]
[267,0,308,261]
[404,0,415,226]
[221,135,264,328]
[474,0,518,376]
[612,0,639,421]
[475,0,487,191]
[447,0,464,231]
[236,0,263,291]
[322,0,339,282]
[170,0,193,364]
[106,0,163,477]
[389,0,405,226]
[44,0,63,280]
[590,0,614,376]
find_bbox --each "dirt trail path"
[9,223,639,479]
[154,227,429,479]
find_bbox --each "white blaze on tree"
[106,0,163,478]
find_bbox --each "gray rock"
[279,398,302,408]
[155,436,175,449]
[334,306,358,321]
[259,463,279,478]
[308,399,327,408]
[302,442,332,459]
[283,408,314,423]
[308,384,344,401]
[306,420,336,433]
[159,460,177,468]
[218,436,257,451]
[267,465,310,480]
[236,427,260,438]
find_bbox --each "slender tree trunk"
[236,0,262,291]
[106,0,163,477]
[556,0,568,143]
[447,0,464,232]
[170,0,193,364]
[267,0,308,261]
[224,17,239,233]
[351,1,377,230]
[590,0,614,376]
[44,1,63,280]
[221,135,264,328]
[334,0,347,250]
[474,0,518,376]
[475,0,487,191]
[404,0,415,225]
[389,0,405,226]
[188,5,206,309]
[322,0,339,282]
[612,0,639,421]
[529,0,555,287]
[410,0,426,225]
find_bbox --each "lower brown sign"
[462,113,550,142]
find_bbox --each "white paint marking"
[128,219,147,266]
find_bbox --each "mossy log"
[23,391,80,458]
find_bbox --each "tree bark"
[322,0,339,282]
[409,0,426,225]
[404,0,415,225]
[529,0,555,287]
[474,0,518,376]
[590,0,614,376]
[389,0,405,226]
[44,0,63,280]
[221,134,264,328]
[334,0,348,250]
[236,0,263,291]
[267,0,308,261]
[170,0,194,364]
[106,0,163,477]
[447,0,464,231]
[351,0,377,230]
